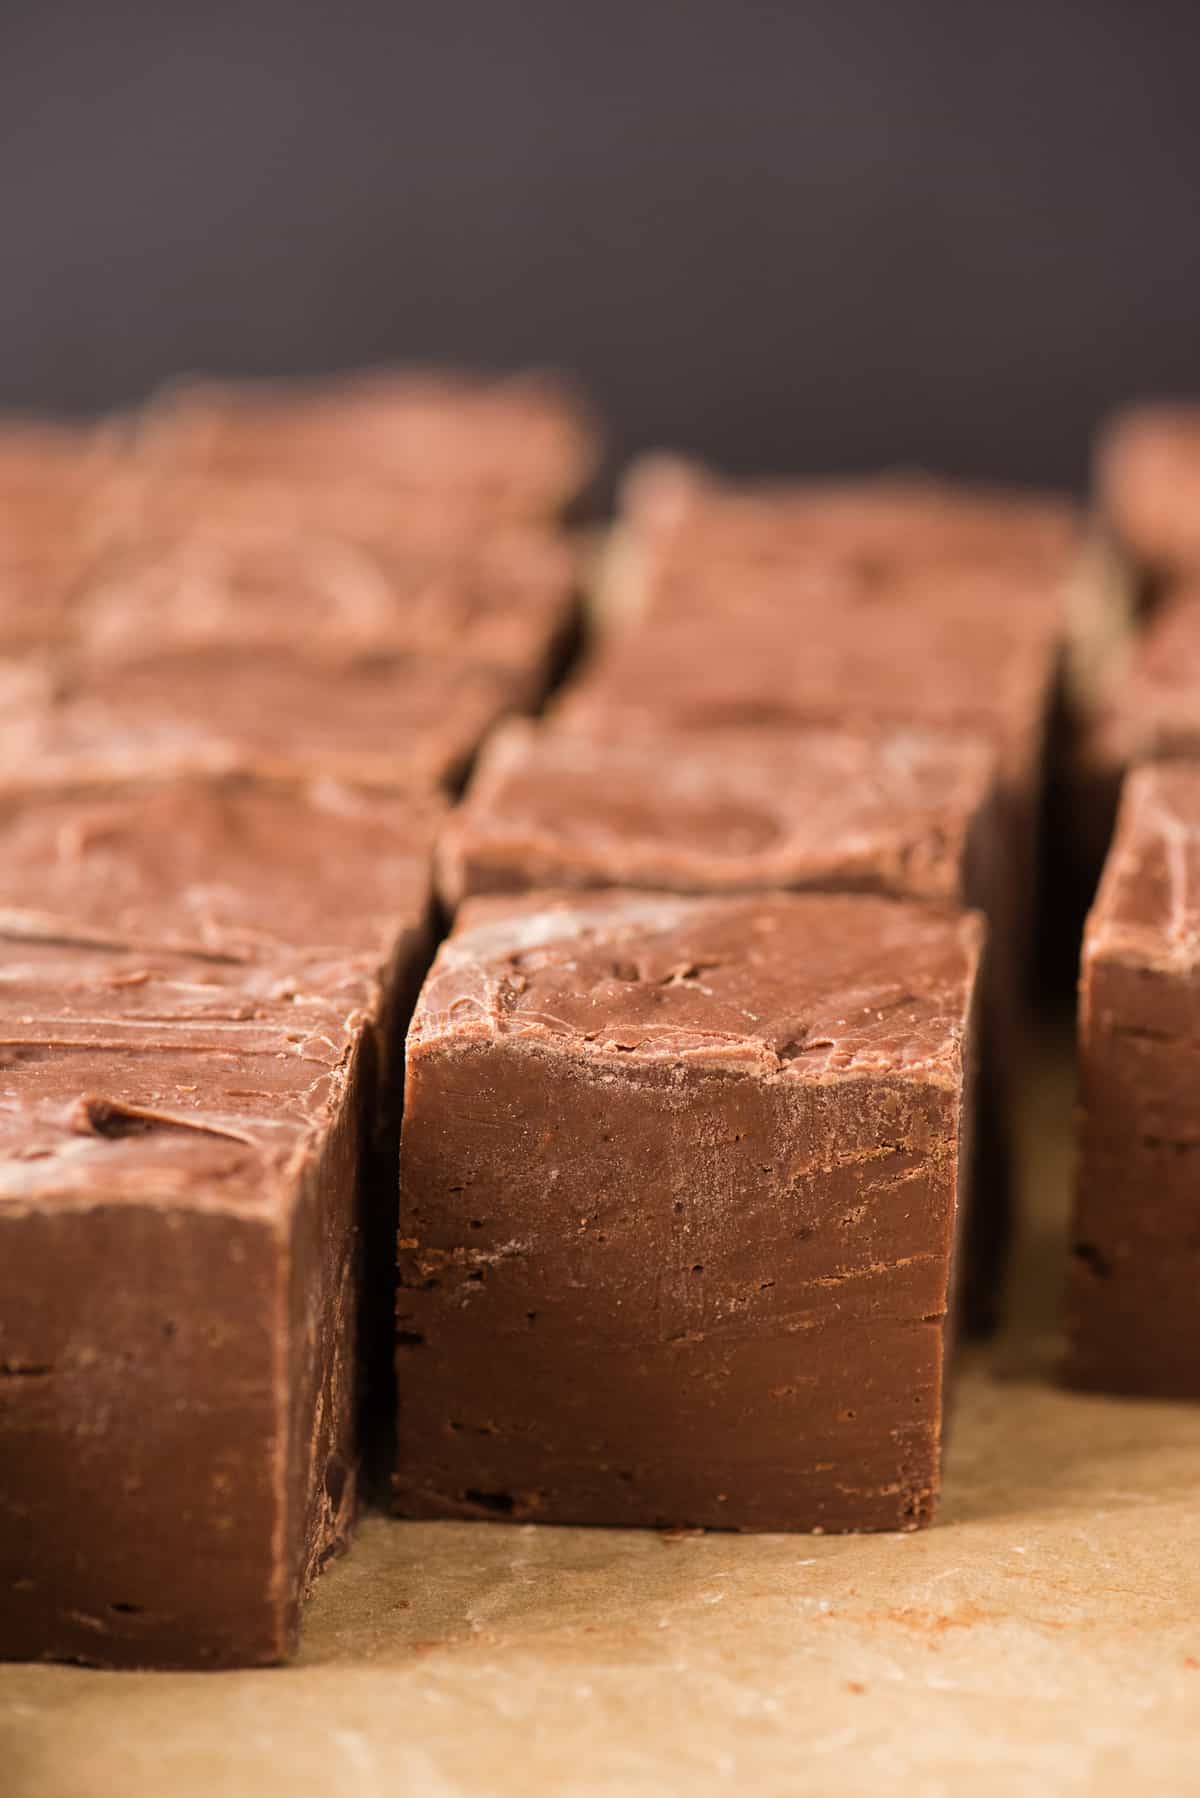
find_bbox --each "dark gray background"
[1,0,1197,486]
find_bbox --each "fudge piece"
[396,889,983,1533]
[632,557,1074,639]
[137,367,600,521]
[1068,585,1200,888]
[1067,763,1200,1396]
[554,604,1055,983]
[556,605,1055,776]
[439,716,999,913]
[74,525,579,689]
[613,453,1082,588]
[0,774,441,1668]
[1096,403,1200,584]
[112,468,526,554]
[0,648,521,793]
[0,946,375,1669]
[0,771,442,967]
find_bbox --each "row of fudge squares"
[391,454,1120,1542]
[0,370,597,722]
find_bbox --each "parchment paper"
[5,1026,1200,1797]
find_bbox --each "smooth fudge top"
[73,524,577,677]
[0,649,517,792]
[412,888,983,1085]
[0,945,372,1215]
[555,606,1055,784]
[1086,763,1200,975]
[136,368,600,519]
[0,773,443,964]
[620,454,1083,574]
[1096,403,1200,577]
[438,717,997,909]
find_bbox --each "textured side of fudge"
[1067,764,1200,1396]
[135,367,601,521]
[0,948,375,1668]
[395,890,982,1534]
[74,525,580,691]
[0,778,440,1668]
[0,649,520,793]
[1096,403,1200,583]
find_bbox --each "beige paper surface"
[5,1029,1200,1797]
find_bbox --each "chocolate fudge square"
[439,719,1013,1334]
[1070,585,1200,865]
[438,717,1000,913]
[75,525,579,695]
[1068,763,1200,1396]
[638,557,1075,639]
[396,889,983,1533]
[555,605,1054,802]
[619,454,1082,578]
[0,776,441,1668]
[137,366,600,522]
[0,647,520,793]
[0,771,442,968]
[0,948,378,1669]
